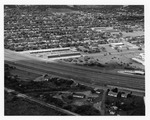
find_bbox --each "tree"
[106,89,110,95]
[68,95,73,100]
[75,105,101,115]
[138,47,142,50]
[114,46,118,50]
[127,93,132,98]
[117,92,122,98]
[112,88,118,93]
[73,59,78,63]
[91,89,96,93]
[127,92,132,98]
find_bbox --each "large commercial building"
[132,53,145,65]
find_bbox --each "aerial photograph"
[4,5,145,116]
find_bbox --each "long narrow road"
[5,49,145,90]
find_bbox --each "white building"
[132,53,145,65]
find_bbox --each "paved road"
[101,89,107,115]
[5,49,145,91]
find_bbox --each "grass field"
[61,49,144,71]
[10,68,40,81]
[5,92,66,115]
[92,52,144,70]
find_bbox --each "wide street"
[5,49,145,91]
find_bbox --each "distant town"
[4,5,145,116]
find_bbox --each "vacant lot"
[92,52,144,70]
[61,49,144,71]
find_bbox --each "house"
[121,93,128,98]
[87,97,93,102]
[111,106,118,110]
[94,88,103,94]
[72,93,85,99]
[33,74,50,82]
[109,110,116,115]
[108,91,118,97]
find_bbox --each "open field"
[89,52,144,70]
[10,68,40,81]
[5,91,66,115]
[5,49,145,91]
[61,48,144,71]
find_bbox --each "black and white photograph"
[3,0,147,117]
